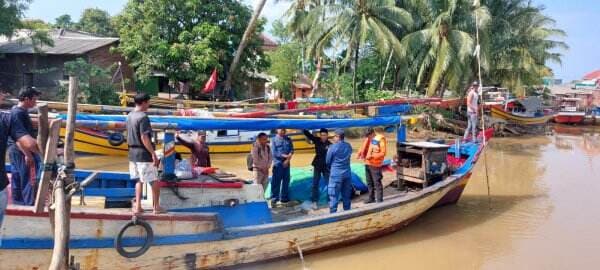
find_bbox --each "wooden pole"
[34,119,61,214]
[37,103,49,157]
[49,76,78,270]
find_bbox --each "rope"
[474,2,492,210]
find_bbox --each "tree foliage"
[277,0,566,100]
[54,14,74,29]
[76,8,117,37]
[114,0,269,95]
[267,43,302,99]
[58,58,120,105]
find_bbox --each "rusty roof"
[0,29,118,55]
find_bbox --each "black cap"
[319,128,329,134]
[133,92,151,105]
[17,87,41,101]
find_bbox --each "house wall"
[0,54,79,99]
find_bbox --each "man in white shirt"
[464,81,480,141]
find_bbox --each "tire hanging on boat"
[108,132,126,147]
[115,218,154,258]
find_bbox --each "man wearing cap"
[326,129,353,213]
[176,131,211,168]
[271,128,294,206]
[302,128,332,209]
[1,94,38,223]
[8,87,42,206]
[364,127,387,203]
[464,81,480,141]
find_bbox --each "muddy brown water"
[76,129,600,270]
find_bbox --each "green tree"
[114,0,269,98]
[398,0,490,97]
[76,8,116,37]
[54,14,74,29]
[267,43,302,99]
[485,0,567,96]
[0,0,28,37]
[303,0,413,102]
[58,58,120,105]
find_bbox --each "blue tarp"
[62,114,403,131]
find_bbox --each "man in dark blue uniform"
[0,93,39,224]
[302,128,331,209]
[326,129,353,213]
[271,129,294,206]
[8,88,42,206]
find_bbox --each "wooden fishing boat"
[0,114,491,269]
[490,97,552,125]
[553,98,585,124]
[60,127,314,156]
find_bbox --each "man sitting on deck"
[8,87,42,206]
[326,129,353,213]
[271,129,294,206]
[127,93,165,214]
[302,128,331,210]
[176,131,211,168]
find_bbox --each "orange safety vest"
[365,134,387,167]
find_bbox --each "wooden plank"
[36,103,49,157]
[34,119,61,214]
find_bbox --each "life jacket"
[366,134,386,167]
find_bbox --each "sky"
[23,0,600,82]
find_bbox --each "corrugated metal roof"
[0,29,118,55]
[584,70,600,80]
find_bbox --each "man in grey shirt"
[127,93,164,214]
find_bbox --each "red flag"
[203,69,218,93]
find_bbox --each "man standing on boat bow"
[326,129,353,213]
[127,93,165,214]
[464,81,480,142]
[271,129,294,206]
[302,128,331,210]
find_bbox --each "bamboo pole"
[36,103,49,157]
[49,76,78,270]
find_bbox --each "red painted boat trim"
[5,206,217,222]
[158,181,243,189]
[554,115,584,124]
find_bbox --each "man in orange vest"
[363,127,387,203]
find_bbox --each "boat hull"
[0,171,473,269]
[490,106,551,125]
[61,128,314,156]
[553,113,585,124]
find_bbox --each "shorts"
[129,162,158,183]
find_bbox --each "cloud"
[243,0,291,36]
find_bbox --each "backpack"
[246,153,253,171]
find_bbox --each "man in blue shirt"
[271,129,294,206]
[0,93,39,225]
[326,129,353,213]
[8,88,42,206]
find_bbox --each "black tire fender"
[115,218,154,258]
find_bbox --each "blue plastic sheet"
[62,114,403,131]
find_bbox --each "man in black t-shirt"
[127,93,164,214]
[8,88,42,206]
[0,93,39,224]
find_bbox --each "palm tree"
[302,0,413,102]
[399,0,490,97]
[223,0,267,98]
[486,0,567,96]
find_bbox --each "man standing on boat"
[464,81,480,141]
[0,93,39,223]
[302,128,331,210]
[364,127,387,203]
[8,87,42,206]
[127,93,164,214]
[326,129,353,213]
[271,129,294,206]
[176,131,211,167]
[251,132,272,190]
